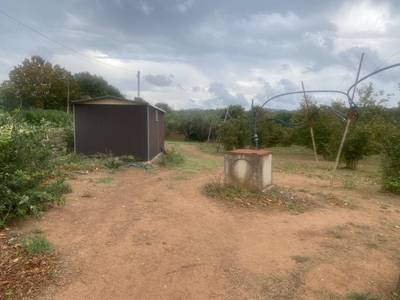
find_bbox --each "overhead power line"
[0,47,21,61]
[378,50,400,69]
[0,10,137,73]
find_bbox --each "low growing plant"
[21,235,53,255]
[158,148,184,166]
[346,291,379,300]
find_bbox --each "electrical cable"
[0,47,21,61]
[327,60,360,101]
[364,54,379,70]
[0,10,138,73]
[377,50,400,69]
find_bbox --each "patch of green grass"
[162,143,223,171]
[96,177,115,183]
[5,290,13,300]
[291,255,310,263]
[195,143,225,157]
[346,291,379,300]
[21,235,53,255]
[204,177,314,212]
[343,177,357,190]
[49,269,60,277]
[285,202,304,213]
[173,176,190,181]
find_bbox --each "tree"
[1,56,80,110]
[74,72,124,98]
[155,103,179,138]
[217,105,249,150]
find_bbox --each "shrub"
[158,148,184,166]
[17,108,72,127]
[381,131,400,194]
[0,114,68,227]
[16,108,74,151]
[342,130,373,169]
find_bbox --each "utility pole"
[137,71,140,98]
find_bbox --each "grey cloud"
[28,47,55,62]
[203,82,248,108]
[255,78,301,109]
[144,74,173,86]
[2,0,400,109]
[192,85,207,93]
[174,0,194,13]
[140,2,154,15]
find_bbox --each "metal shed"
[73,96,165,161]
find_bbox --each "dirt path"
[19,145,400,299]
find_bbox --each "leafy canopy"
[1,56,80,110]
[74,71,125,99]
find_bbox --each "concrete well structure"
[224,149,272,191]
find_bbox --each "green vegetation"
[96,177,115,184]
[74,71,124,99]
[204,175,312,213]
[346,291,379,300]
[291,256,310,263]
[381,132,400,194]
[0,111,70,227]
[1,56,125,112]
[158,147,185,167]
[0,108,134,227]
[21,235,53,255]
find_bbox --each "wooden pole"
[302,81,318,164]
[330,53,364,186]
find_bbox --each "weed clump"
[158,148,184,167]
[346,291,379,300]
[21,235,53,255]
[204,174,312,212]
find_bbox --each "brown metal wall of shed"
[158,111,165,151]
[74,104,148,158]
[148,106,164,160]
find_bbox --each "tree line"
[0,56,124,111]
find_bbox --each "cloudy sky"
[1,0,400,110]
